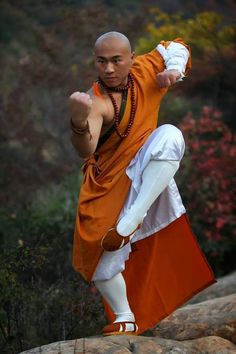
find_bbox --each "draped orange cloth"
[104,215,215,334]
[72,39,215,334]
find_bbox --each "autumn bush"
[177,106,236,275]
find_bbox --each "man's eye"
[98,59,105,63]
[113,59,121,63]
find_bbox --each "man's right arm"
[69,92,104,159]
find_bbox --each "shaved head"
[94,31,132,53]
[93,31,134,88]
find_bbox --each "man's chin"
[104,78,120,88]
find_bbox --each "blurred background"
[0,0,235,352]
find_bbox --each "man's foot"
[101,226,140,252]
[102,321,138,336]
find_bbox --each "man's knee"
[155,124,185,160]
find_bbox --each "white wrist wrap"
[157,42,189,81]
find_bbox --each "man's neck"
[98,74,130,93]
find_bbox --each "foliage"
[0,0,148,207]
[177,106,236,275]
[0,172,105,354]
[137,10,235,53]
[0,1,235,353]
[136,9,236,128]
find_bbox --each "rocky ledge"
[20,271,236,354]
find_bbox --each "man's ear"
[131,51,135,63]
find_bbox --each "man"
[70,32,215,336]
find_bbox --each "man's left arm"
[156,40,190,88]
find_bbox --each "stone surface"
[20,335,236,354]
[189,271,236,304]
[154,293,236,345]
[19,272,236,354]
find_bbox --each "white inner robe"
[92,124,186,281]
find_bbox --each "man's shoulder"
[133,48,161,64]
[87,85,108,116]
[131,48,165,78]
[87,86,102,101]
[87,82,106,99]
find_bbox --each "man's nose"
[104,62,114,74]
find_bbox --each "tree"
[136,9,236,128]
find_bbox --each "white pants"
[92,124,186,281]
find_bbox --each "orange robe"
[73,39,215,334]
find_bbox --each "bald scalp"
[94,31,132,53]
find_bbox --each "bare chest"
[101,92,124,132]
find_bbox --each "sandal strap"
[102,321,138,335]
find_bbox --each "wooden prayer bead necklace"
[98,73,136,138]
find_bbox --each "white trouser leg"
[117,160,180,236]
[94,272,135,323]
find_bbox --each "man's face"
[94,38,134,88]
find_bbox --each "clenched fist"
[157,69,181,88]
[69,92,92,127]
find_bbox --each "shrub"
[0,172,105,354]
[177,106,236,275]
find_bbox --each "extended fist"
[69,92,92,125]
[157,69,181,88]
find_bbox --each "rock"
[153,294,236,345]
[189,271,236,304]
[19,273,236,354]
[20,335,236,354]
[185,336,236,354]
